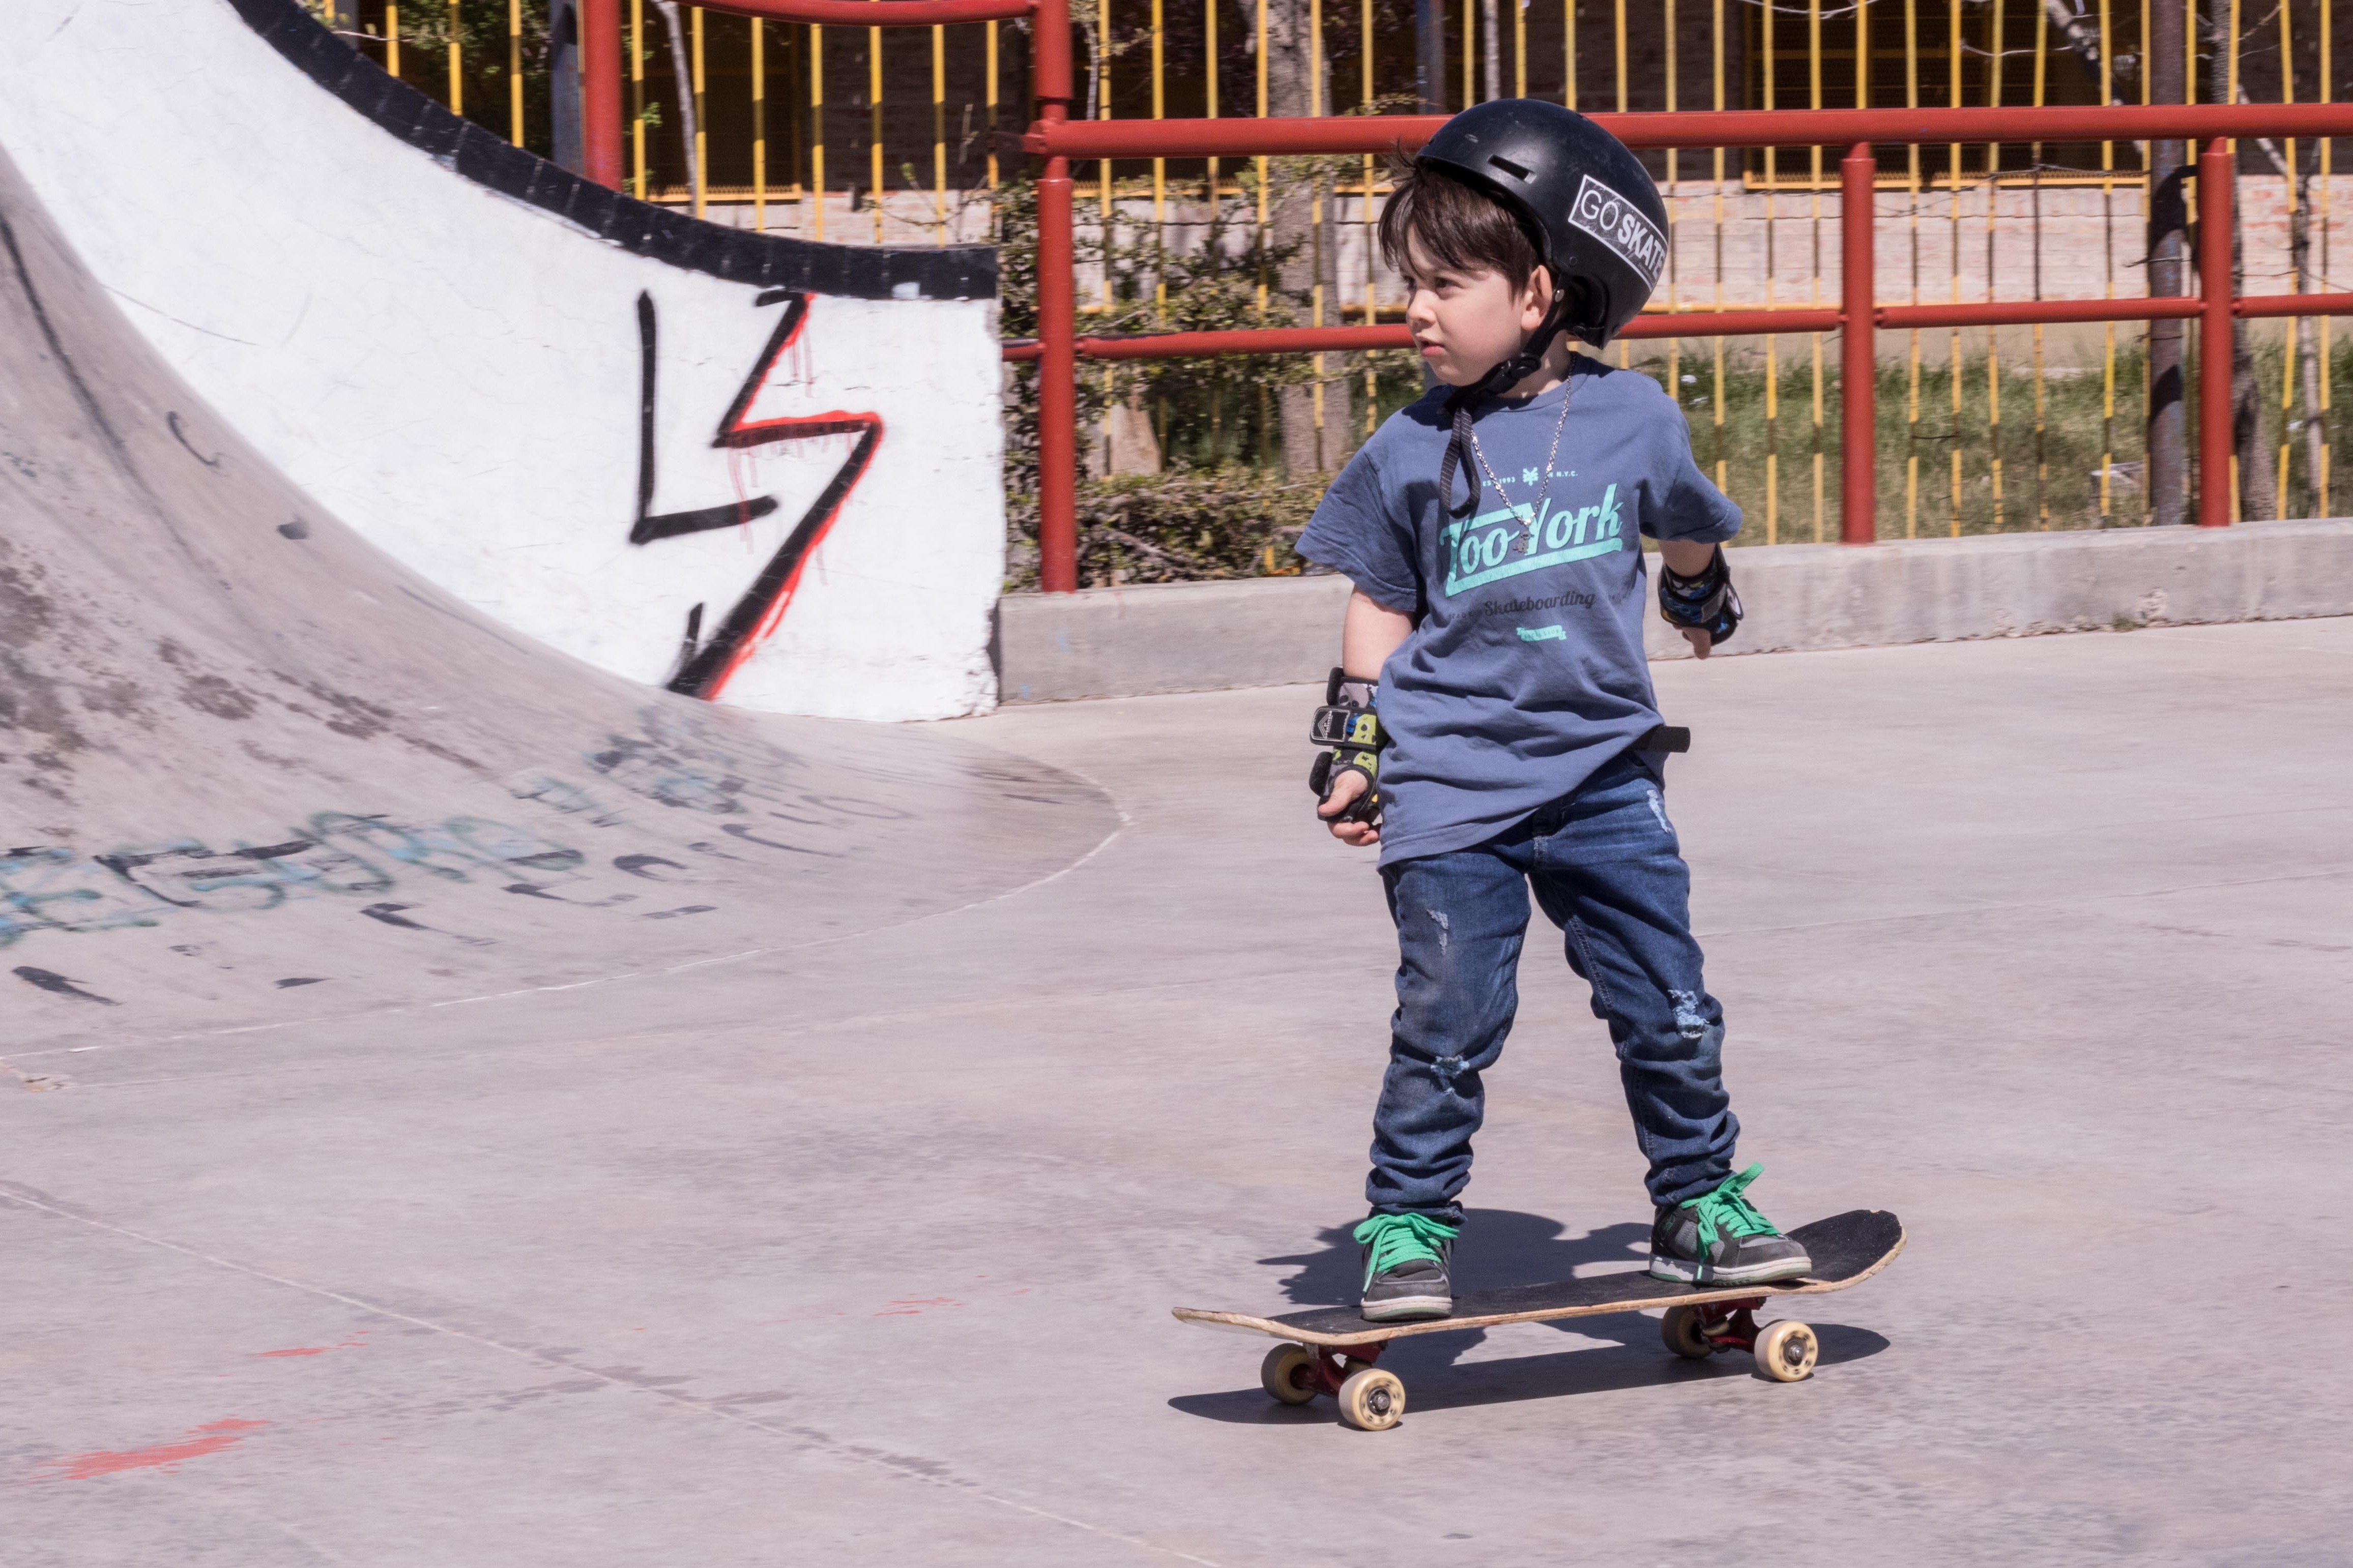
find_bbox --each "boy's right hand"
[1317,772,1380,846]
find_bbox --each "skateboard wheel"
[1260,1343,1319,1405]
[1335,1366,1406,1432]
[1755,1319,1819,1382]
[1660,1304,1716,1359]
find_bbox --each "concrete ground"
[9,617,2352,1566]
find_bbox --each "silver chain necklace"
[1465,377,1576,554]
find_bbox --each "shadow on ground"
[1171,1207,1891,1424]
[1170,1323,1892,1426]
[1256,1208,1658,1308]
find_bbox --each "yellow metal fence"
[325,0,2346,532]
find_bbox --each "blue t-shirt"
[1296,354,1741,866]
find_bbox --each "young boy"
[1296,100,1810,1322]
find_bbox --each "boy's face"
[1400,234,1555,388]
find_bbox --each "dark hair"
[1376,157,1545,292]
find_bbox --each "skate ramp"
[0,0,1003,722]
[0,143,1115,1055]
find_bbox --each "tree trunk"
[2229,202,2276,521]
[1264,0,1353,475]
[2251,134,2325,517]
[1415,0,1446,112]
[1107,389,1164,475]
[1482,0,1501,102]
[2297,209,2327,514]
[2145,0,2187,524]
[549,0,585,175]
[651,1,701,213]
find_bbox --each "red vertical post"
[577,0,625,189]
[1031,0,1080,591]
[2196,136,2235,526]
[1839,142,1876,544]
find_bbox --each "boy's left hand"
[1658,539,1726,660]
[1317,770,1381,847]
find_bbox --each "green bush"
[1003,468,1328,590]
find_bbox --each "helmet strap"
[1437,278,1573,518]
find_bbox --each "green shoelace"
[1353,1211,1461,1287]
[1686,1162,1782,1256]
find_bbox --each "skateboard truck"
[1304,1341,1382,1398]
[1687,1298,1766,1352]
[1260,1340,1403,1430]
[1660,1297,1820,1382]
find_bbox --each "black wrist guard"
[1308,667,1386,826]
[1658,545,1742,647]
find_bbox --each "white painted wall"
[0,0,1004,721]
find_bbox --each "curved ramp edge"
[0,141,1109,1048]
[0,0,1006,721]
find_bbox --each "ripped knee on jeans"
[1669,989,1710,1040]
[1638,988,1722,1062]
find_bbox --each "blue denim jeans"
[1369,753,1739,1223]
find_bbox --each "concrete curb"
[994,519,2353,703]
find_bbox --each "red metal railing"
[579,3,2353,590]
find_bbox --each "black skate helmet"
[1417,99,1667,376]
[1410,100,1668,513]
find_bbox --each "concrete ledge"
[995,573,1356,703]
[995,519,2353,703]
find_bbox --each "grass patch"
[1007,333,2353,587]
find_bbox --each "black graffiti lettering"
[632,497,780,544]
[95,845,209,907]
[309,814,484,884]
[237,841,316,860]
[719,823,840,856]
[801,794,911,822]
[503,883,638,907]
[2,806,608,952]
[588,738,750,815]
[507,850,585,872]
[444,815,586,876]
[505,773,630,827]
[92,841,366,914]
[628,291,884,701]
[358,902,495,946]
[167,409,222,469]
[2,848,163,944]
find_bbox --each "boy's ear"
[1521,268,1557,326]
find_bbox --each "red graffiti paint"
[694,298,884,701]
[41,1417,268,1481]
[631,291,884,703]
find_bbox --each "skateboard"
[1175,1209,1903,1431]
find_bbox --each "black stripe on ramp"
[221,0,997,304]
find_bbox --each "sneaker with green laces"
[1353,1211,1461,1322]
[1647,1163,1812,1285]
